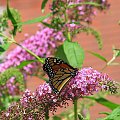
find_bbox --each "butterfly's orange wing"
[43,57,78,93]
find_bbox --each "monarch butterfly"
[43,57,78,93]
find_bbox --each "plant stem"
[107,56,116,66]
[45,106,49,120]
[73,97,78,120]
[0,33,45,64]
[0,33,10,40]
[64,6,71,42]
[68,2,102,8]
[67,31,71,42]
[13,41,44,64]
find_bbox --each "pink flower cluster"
[61,67,114,98]
[51,0,110,24]
[0,26,65,74]
[1,67,117,119]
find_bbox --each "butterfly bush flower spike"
[51,0,110,25]
[61,67,118,99]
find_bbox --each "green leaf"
[3,41,10,49]
[0,47,5,52]
[41,0,48,13]
[55,45,69,63]
[99,112,111,115]
[53,116,62,120]
[16,60,37,69]
[113,48,120,57]
[0,95,21,111]
[0,41,10,55]
[117,51,120,57]
[55,41,85,68]
[7,0,18,35]
[39,75,49,83]
[85,96,119,110]
[102,106,120,120]
[87,51,108,62]
[63,41,84,68]
[78,113,84,120]
[18,13,51,25]
[41,22,54,28]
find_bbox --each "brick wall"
[0,0,120,119]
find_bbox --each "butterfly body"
[43,57,78,93]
